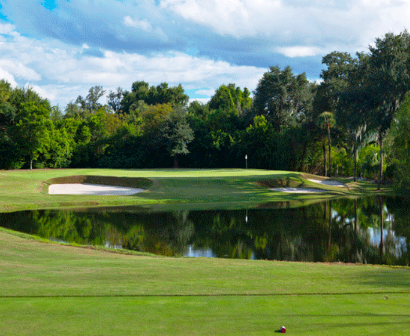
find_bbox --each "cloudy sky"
[0,0,409,109]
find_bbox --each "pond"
[0,196,409,266]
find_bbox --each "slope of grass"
[1,230,409,335]
[0,169,404,335]
[0,168,392,212]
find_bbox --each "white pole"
[245,155,248,169]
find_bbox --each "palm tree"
[318,112,336,177]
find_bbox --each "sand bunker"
[307,179,346,187]
[270,187,325,193]
[49,183,144,196]
[270,178,346,193]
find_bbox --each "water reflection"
[0,196,409,265]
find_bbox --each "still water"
[1,196,409,265]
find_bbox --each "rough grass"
[0,168,393,212]
[1,230,409,335]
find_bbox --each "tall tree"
[336,52,371,181]
[3,86,51,169]
[315,52,358,114]
[13,101,52,169]
[161,106,194,168]
[75,86,106,114]
[253,65,315,132]
[107,87,125,113]
[390,91,410,190]
[209,84,252,115]
[318,112,336,177]
[360,31,410,188]
[0,80,17,169]
[121,82,189,113]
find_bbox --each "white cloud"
[195,89,216,96]
[190,98,211,104]
[160,0,410,53]
[123,16,152,31]
[22,84,90,107]
[276,46,323,58]
[0,60,41,81]
[2,0,410,108]
[24,82,57,101]
[0,67,17,87]
[0,24,266,107]
[0,22,15,35]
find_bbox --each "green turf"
[0,168,402,335]
[1,231,409,335]
[0,168,392,212]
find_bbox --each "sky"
[0,0,409,109]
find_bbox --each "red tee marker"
[280,326,286,333]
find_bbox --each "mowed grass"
[0,168,391,212]
[1,231,410,335]
[0,168,403,335]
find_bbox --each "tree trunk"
[323,143,327,177]
[327,125,331,177]
[30,151,33,170]
[354,137,357,182]
[378,132,383,190]
[379,196,384,260]
[173,157,179,168]
[354,199,358,233]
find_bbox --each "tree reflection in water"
[0,196,408,265]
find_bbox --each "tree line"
[1,31,410,189]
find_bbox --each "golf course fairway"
[1,169,408,335]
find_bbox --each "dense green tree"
[13,101,52,169]
[1,87,52,169]
[9,86,50,112]
[75,86,106,114]
[47,128,73,168]
[238,115,273,169]
[314,52,358,114]
[209,84,252,115]
[187,100,210,121]
[360,31,410,187]
[140,103,173,136]
[64,101,85,119]
[390,91,410,190]
[253,65,315,132]
[160,106,194,167]
[335,52,372,180]
[50,105,63,123]
[121,81,189,113]
[0,80,17,169]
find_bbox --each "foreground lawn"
[1,231,409,335]
[0,168,391,212]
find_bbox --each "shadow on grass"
[356,268,410,290]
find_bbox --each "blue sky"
[0,0,409,108]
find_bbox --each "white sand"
[49,183,144,196]
[270,178,346,193]
[270,187,325,193]
[307,179,346,187]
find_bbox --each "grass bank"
[0,168,392,212]
[1,230,409,335]
[0,169,405,335]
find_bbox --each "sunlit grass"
[0,168,392,212]
[1,230,409,335]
